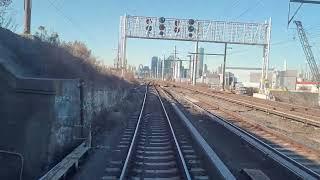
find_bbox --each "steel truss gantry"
[118,15,271,92]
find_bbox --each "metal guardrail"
[0,150,24,180]
[39,142,89,180]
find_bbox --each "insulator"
[188,33,193,38]
[159,31,164,36]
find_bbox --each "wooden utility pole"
[24,0,32,34]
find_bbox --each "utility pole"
[156,57,160,79]
[24,0,32,34]
[192,41,199,86]
[192,22,201,86]
[187,55,192,83]
[173,46,178,80]
[162,55,165,81]
[222,43,228,91]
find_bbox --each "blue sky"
[10,0,320,75]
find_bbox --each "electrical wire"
[45,0,93,42]
[234,0,262,20]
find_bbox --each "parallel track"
[170,83,320,128]
[163,87,320,179]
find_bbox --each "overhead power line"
[233,0,263,20]
[288,0,320,26]
[45,0,93,42]
[290,0,320,4]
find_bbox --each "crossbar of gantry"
[119,15,271,92]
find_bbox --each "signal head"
[146,18,152,24]
[159,17,166,23]
[159,24,166,31]
[146,26,152,31]
[188,19,195,25]
[188,26,195,32]
[174,27,180,33]
[174,20,180,26]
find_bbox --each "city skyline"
[10,0,320,72]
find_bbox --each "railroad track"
[186,84,320,117]
[170,83,320,127]
[101,85,228,179]
[163,87,320,179]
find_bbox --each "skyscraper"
[204,64,208,75]
[151,56,158,78]
[165,56,174,79]
[197,48,204,77]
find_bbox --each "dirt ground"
[70,85,145,180]
[91,85,145,144]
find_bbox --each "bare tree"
[0,0,17,31]
[34,26,60,45]
[0,0,11,7]
[63,41,92,60]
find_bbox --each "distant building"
[204,73,220,86]
[223,72,237,87]
[272,70,297,90]
[296,81,320,92]
[197,47,204,77]
[142,66,150,78]
[203,64,208,75]
[163,55,174,79]
[217,64,223,74]
[151,56,158,78]
[157,60,163,78]
[250,72,272,83]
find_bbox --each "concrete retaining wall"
[0,65,82,180]
[83,86,128,127]
[0,64,129,179]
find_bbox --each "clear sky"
[10,0,320,76]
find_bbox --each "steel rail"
[159,88,236,180]
[154,86,192,180]
[120,84,192,179]
[119,84,148,180]
[168,89,320,180]
[180,85,320,128]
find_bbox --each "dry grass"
[0,27,131,89]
